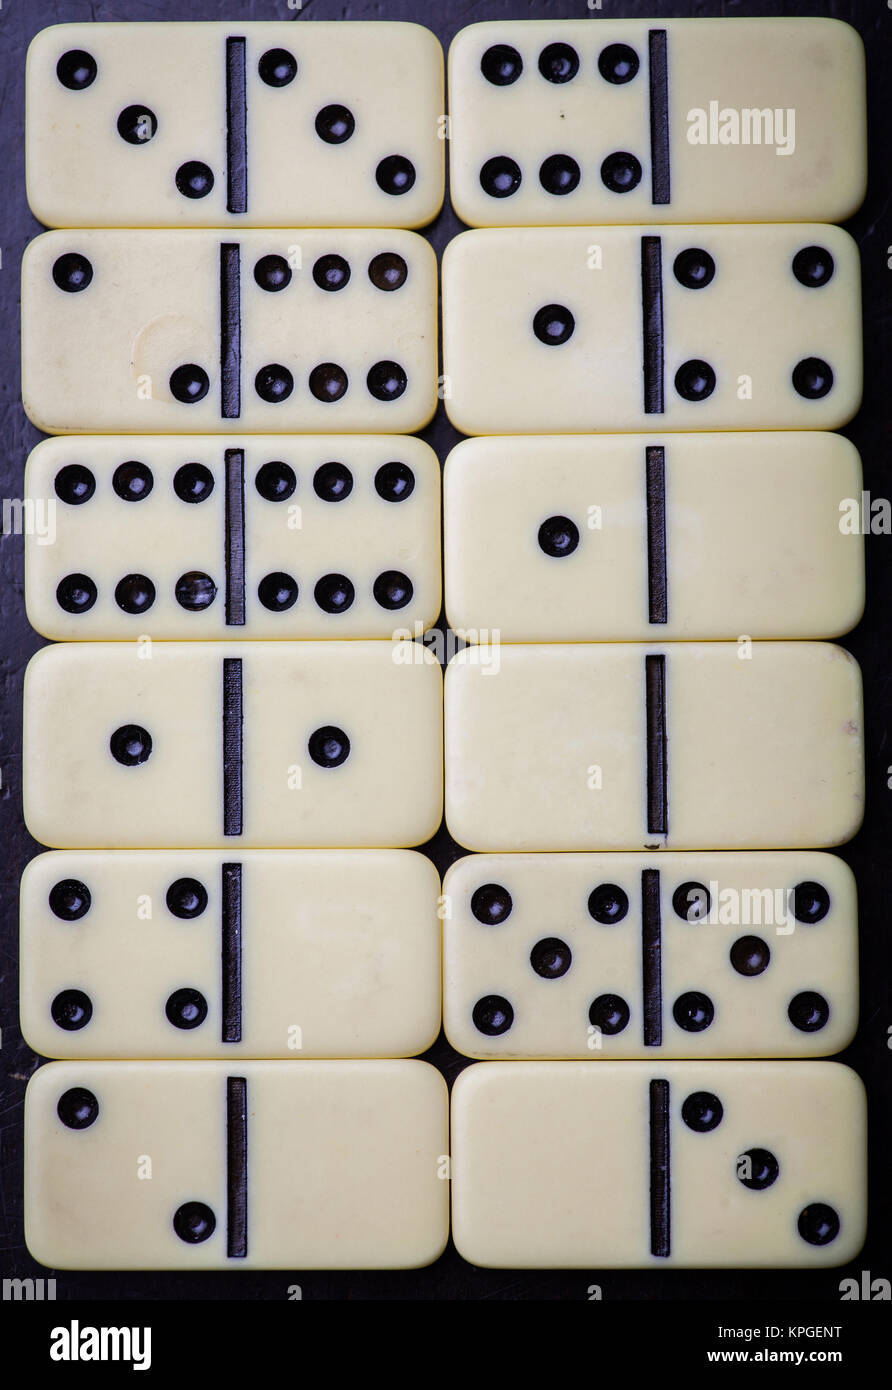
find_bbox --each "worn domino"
[21,850,441,1060]
[25,1060,449,1269]
[25,435,440,640]
[23,641,443,849]
[441,225,862,433]
[442,853,858,1060]
[22,229,438,434]
[444,642,864,851]
[444,433,864,641]
[448,18,866,226]
[451,1061,866,1267]
[27,22,445,228]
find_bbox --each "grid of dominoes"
[18,17,869,1274]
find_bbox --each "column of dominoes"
[18,21,451,1270]
[440,18,869,1269]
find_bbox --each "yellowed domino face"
[442,853,857,1060]
[448,18,866,226]
[445,642,864,852]
[451,1061,867,1268]
[23,641,444,849]
[25,435,441,640]
[22,229,439,434]
[27,22,445,228]
[442,225,862,433]
[444,433,864,641]
[25,1060,449,1270]
[20,850,441,1060]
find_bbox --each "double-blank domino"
[25,1061,449,1269]
[442,225,862,433]
[25,435,440,640]
[443,853,857,1060]
[27,22,445,228]
[445,642,864,851]
[451,1062,866,1268]
[444,433,864,641]
[23,641,443,849]
[22,230,438,434]
[21,850,441,1060]
[448,19,866,226]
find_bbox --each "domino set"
[18,18,869,1275]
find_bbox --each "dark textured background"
[0,0,889,1302]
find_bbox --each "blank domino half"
[441,225,862,433]
[25,1061,449,1269]
[442,853,857,1060]
[448,18,866,226]
[23,641,443,849]
[20,850,441,1060]
[25,436,440,640]
[444,643,864,851]
[22,230,438,434]
[26,22,445,228]
[444,433,864,641]
[451,1062,866,1268]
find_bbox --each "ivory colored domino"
[23,641,443,849]
[27,22,445,228]
[441,225,862,434]
[444,433,864,641]
[25,1060,449,1269]
[21,229,438,435]
[443,853,857,1060]
[21,850,441,1060]
[444,642,864,851]
[25,436,440,640]
[448,18,866,226]
[451,1061,867,1268]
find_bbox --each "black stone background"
[0,0,889,1303]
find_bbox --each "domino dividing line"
[226,1076,249,1258]
[645,654,668,836]
[221,863,243,1043]
[224,447,246,625]
[641,237,665,415]
[225,37,248,215]
[645,446,668,624]
[220,244,242,420]
[223,657,244,837]
[641,868,663,1047]
[648,30,671,206]
[649,1078,671,1258]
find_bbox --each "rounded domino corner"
[20,233,70,433]
[803,18,868,222]
[25,26,86,229]
[386,24,446,230]
[801,1061,868,1268]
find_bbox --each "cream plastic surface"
[444,642,864,851]
[443,852,858,1059]
[27,22,445,228]
[441,225,862,433]
[21,850,441,1059]
[448,19,866,226]
[25,1060,449,1269]
[451,1061,867,1267]
[26,435,441,639]
[444,433,864,640]
[24,641,444,848]
[22,229,438,434]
